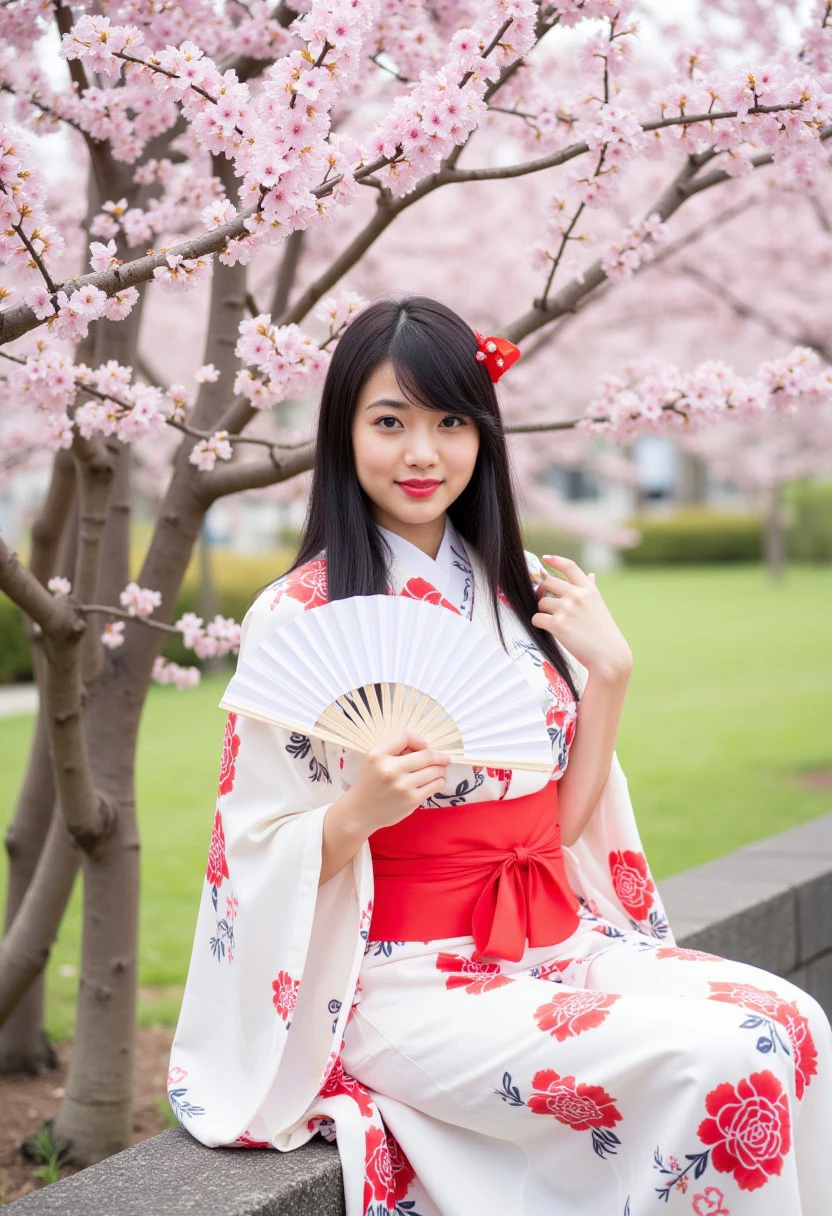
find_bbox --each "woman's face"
[352,359,480,536]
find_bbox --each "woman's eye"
[375,416,465,429]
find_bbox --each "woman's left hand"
[531,554,633,680]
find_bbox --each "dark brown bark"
[0,458,79,1073]
[0,707,62,1075]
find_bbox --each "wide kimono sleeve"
[167,584,374,1150]
[523,549,675,946]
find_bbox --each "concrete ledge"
[661,811,832,1013]
[8,810,832,1214]
[5,1128,345,1215]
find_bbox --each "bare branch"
[28,450,76,588]
[0,809,81,1029]
[0,536,79,637]
[199,439,315,499]
[679,262,832,362]
[81,605,180,635]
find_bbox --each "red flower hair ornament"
[474,330,522,382]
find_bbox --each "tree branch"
[28,450,76,588]
[679,262,832,362]
[0,538,112,848]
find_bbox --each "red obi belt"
[367,778,580,963]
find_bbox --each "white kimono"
[169,516,832,1216]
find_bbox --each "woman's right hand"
[349,729,451,832]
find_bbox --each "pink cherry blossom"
[151,657,202,688]
[89,240,119,273]
[119,582,162,619]
[189,431,233,472]
[101,621,126,649]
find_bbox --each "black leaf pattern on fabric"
[285,732,331,783]
[493,1071,525,1106]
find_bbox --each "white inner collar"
[376,516,473,618]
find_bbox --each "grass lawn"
[1,562,830,1041]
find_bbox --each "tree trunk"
[52,692,140,1162]
[0,460,79,1072]
[764,481,786,581]
[675,449,708,505]
[0,709,61,1074]
[51,150,250,1165]
[51,313,142,1163]
[198,524,224,677]
[0,808,81,1029]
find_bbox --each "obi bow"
[470,842,580,963]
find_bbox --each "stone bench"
[8,810,832,1214]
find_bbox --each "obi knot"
[367,779,581,962]
[470,837,580,964]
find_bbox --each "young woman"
[169,295,831,1216]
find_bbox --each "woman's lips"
[397,481,442,498]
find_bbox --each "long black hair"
[282,294,580,701]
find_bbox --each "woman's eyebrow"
[364,398,412,411]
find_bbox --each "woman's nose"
[405,438,439,462]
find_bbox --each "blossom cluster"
[600,213,668,283]
[24,282,140,342]
[44,0,542,291]
[119,581,163,618]
[313,290,367,335]
[189,430,232,471]
[152,251,214,294]
[579,347,831,441]
[8,349,183,454]
[233,316,331,411]
[4,281,356,461]
[49,586,242,681]
[0,124,65,276]
[175,612,241,659]
[151,657,201,689]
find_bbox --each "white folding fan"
[219,594,553,772]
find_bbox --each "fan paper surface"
[220,595,553,772]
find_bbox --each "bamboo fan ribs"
[220,595,553,772]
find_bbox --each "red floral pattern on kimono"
[319,1054,376,1118]
[484,765,511,782]
[691,1187,730,1215]
[436,952,514,995]
[533,991,619,1041]
[228,1129,271,1149]
[363,1125,416,1211]
[654,946,722,962]
[272,970,300,1025]
[608,849,656,921]
[698,1070,791,1192]
[270,555,328,612]
[218,713,240,797]
[707,981,818,1100]
[528,1068,623,1132]
[399,575,461,613]
[541,660,575,711]
[205,810,229,888]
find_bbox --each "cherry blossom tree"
[2,0,832,1165]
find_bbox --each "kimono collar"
[376,515,475,620]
